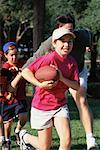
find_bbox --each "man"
[22,13,98,150]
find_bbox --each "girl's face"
[5,49,18,65]
[54,35,73,57]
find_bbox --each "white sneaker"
[87,137,99,150]
[19,129,32,150]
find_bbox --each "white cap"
[52,27,76,42]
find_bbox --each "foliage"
[79,0,100,53]
[79,0,100,33]
[0,0,33,48]
[0,0,33,21]
[45,0,93,37]
[0,0,100,51]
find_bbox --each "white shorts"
[30,105,70,130]
[79,67,88,89]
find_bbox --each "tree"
[33,0,45,52]
[0,15,5,49]
[0,0,33,47]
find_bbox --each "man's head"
[52,27,75,57]
[56,13,75,30]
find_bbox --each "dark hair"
[56,13,75,29]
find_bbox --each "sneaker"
[19,129,32,150]
[0,140,3,147]
[87,137,99,150]
[2,141,11,150]
[15,131,20,145]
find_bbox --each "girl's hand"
[39,80,58,89]
[50,65,64,82]
[50,64,58,70]
[57,70,64,82]
[6,92,13,100]
[9,66,19,71]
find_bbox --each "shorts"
[79,67,88,89]
[31,104,70,130]
[3,99,28,122]
[0,101,4,116]
[0,96,6,116]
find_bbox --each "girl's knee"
[0,116,3,124]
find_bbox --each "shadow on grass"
[26,93,100,121]
[10,135,20,149]
[51,136,100,150]
[51,144,100,150]
[67,95,100,120]
[71,144,86,150]
[15,95,99,150]
[51,141,86,150]
[26,88,100,120]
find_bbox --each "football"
[35,65,59,82]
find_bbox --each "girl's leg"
[17,113,27,130]
[15,111,27,145]
[2,120,13,149]
[38,127,52,150]
[19,129,39,149]
[4,120,13,140]
[54,117,71,150]
[0,116,4,144]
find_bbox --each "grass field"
[9,95,100,150]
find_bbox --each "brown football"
[35,65,59,82]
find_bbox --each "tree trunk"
[33,0,45,52]
[89,44,97,78]
[89,32,100,81]
[0,17,5,49]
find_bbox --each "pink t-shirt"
[28,51,79,111]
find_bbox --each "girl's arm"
[59,70,80,90]
[22,68,55,89]
[11,71,22,88]
[7,72,22,100]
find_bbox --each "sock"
[15,128,20,133]
[0,136,5,142]
[86,133,95,141]
[5,138,10,141]
[23,133,29,144]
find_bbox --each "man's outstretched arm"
[22,36,52,69]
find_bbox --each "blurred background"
[0,0,100,91]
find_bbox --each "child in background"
[20,28,80,150]
[2,42,28,148]
[0,50,13,149]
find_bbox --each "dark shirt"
[0,68,13,95]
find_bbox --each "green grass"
[10,96,100,150]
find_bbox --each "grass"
[9,95,100,150]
